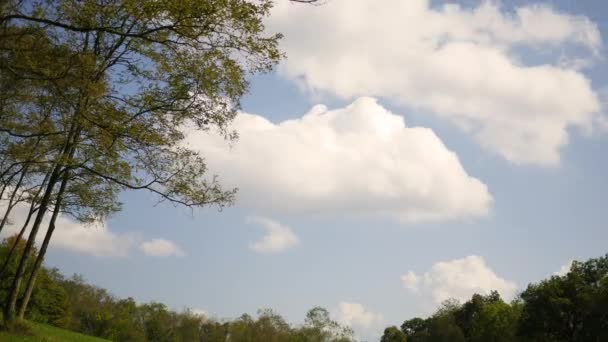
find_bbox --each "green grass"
[0,321,110,342]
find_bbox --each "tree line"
[4,235,607,341]
[1,235,355,341]
[381,254,608,342]
[0,0,316,327]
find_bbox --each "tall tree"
[0,0,285,323]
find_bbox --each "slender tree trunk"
[4,137,75,323]
[1,137,43,226]
[3,116,80,324]
[0,165,28,234]
[0,167,51,279]
[17,166,69,319]
[2,163,60,323]
[4,119,81,323]
[0,162,15,179]
[0,166,20,206]
[0,207,37,279]
[0,163,19,187]
[0,175,8,201]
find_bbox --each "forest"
[1,235,607,341]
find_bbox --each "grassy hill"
[0,321,109,342]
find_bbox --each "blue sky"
[26,0,608,340]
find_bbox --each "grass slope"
[0,321,109,342]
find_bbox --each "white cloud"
[337,302,383,329]
[336,301,384,341]
[400,271,420,292]
[268,0,603,165]
[51,218,137,258]
[140,238,185,257]
[1,200,182,258]
[402,255,517,305]
[190,308,208,318]
[0,202,137,257]
[188,98,491,222]
[247,216,299,254]
[554,260,573,276]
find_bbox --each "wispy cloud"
[337,301,384,341]
[140,239,185,257]
[247,216,299,254]
[554,260,573,276]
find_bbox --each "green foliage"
[381,326,407,342]
[401,317,428,341]
[103,298,146,342]
[0,238,69,330]
[298,306,355,341]
[222,310,292,342]
[0,0,285,211]
[0,237,27,297]
[199,307,355,342]
[140,302,175,342]
[453,291,519,342]
[469,299,518,342]
[518,254,608,341]
[393,254,608,342]
[426,301,466,342]
[173,310,204,342]
[26,268,70,327]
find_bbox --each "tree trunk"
[0,207,37,279]
[0,165,28,234]
[2,163,60,323]
[3,119,79,324]
[0,167,51,279]
[0,166,20,207]
[17,166,69,319]
[0,138,43,234]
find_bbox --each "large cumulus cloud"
[188,97,491,222]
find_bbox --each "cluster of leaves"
[0,236,354,342]
[381,254,608,342]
